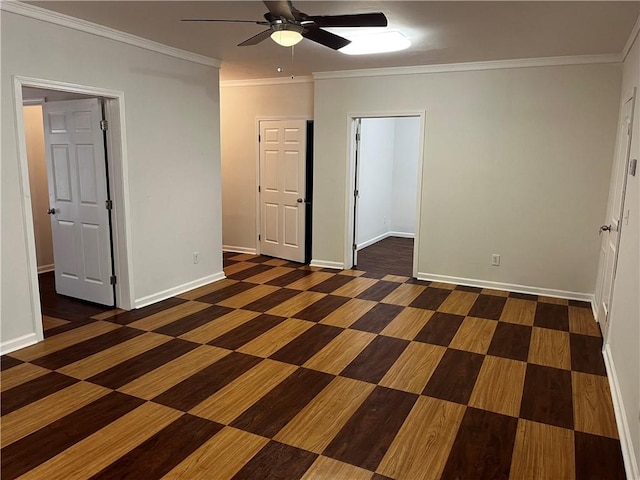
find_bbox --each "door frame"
[344,111,427,277]
[13,75,134,343]
[255,115,312,257]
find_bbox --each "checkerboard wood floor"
[1,252,626,479]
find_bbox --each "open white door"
[43,98,114,306]
[595,91,635,338]
[259,120,307,263]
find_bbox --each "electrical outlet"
[491,254,500,266]
[193,252,199,264]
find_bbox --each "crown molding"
[220,76,314,88]
[313,54,622,80]
[622,15,640,62]
[0,0,221,68]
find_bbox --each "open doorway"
[350,115,423,277]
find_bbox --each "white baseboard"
[223,245,257,255]
[1,333,39,355]
[37,264,54,274]
[310,259,345,270]
[603,344,640,480]
[389,231,415,239]
[416,272,594,302]
[134,272,226,309]
[357,231,415,250]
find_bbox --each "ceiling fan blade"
[307,13,388,28]
[181,19,269,25]
[302,27,351,50]
[263,1,296,21]
[238,29,273,46]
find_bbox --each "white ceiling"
[27,1,640,80]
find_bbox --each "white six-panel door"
[42,99,114,306]
[259,120,307,263]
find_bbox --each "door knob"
[296,198,304,203]
[46,208,57,215]
[599,225,611,233]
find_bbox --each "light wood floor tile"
[380,284,427,306]
[237,319,314,357]
[217,284,280,308]
[190,359,297,423]
[164,427,268,480]
[9,321,121,362]
[569,306,600,337]
[500,298,536,325]
[528,327,571,370]
[286,272,334,290]
[128,301,211,331]
[57,332,172,380]
[481,288,510,297]
[330,277,379,298]
[274,376,375,453]
[437,290,479,315]
[43,315,69,330]
[224,261,257,276]
[263,258,289,267]
[1,362,51,392]
[20,402,181,480]
[180,309,260,344]
[469,356,527,417]
[428,282,457,290]
[1,382,110,448]
[337,269,366,277]
[303,329,377,375]
[379,342,446,394]
[117,345,230,399]
[228,254,257,262]
[382,274,410,283]
[509,419,575,480]
[572,371,619,438]
[319,299,377,328]
[538,296,569,305]
[380,307,434,340]
[450,316,497,354]
[243,267,295,284]
[266,291,327,317]
[89,309,124,321]
[177,278,238,301]
[301,456,373,480]
[377,396,466,480]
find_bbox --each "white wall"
[220,82,313,253]
[23,105,54,271]
[1,11,222,349]
[313,64,621,295]
[605,33,640,477]
[391,117,420,234]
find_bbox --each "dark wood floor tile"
[441,407,518,480]
[243,288,301,312]
[323,386,418,471]
[87,339,198,389]
[456,285,483,293]
[468,295,507,320]
[154,305,235,337]
[266,269,315,287]
[227,264,274,281]
[422,349,484,404]
[371,474,394,480]
[360,271,389,279]
[153,352,261,411]
[209,314,286,350]
[245,255,275,264]
[355,237,414,277]
[357,281,401,302]
[39,272,111,322]
[414,312,464,346]
[308,275,355,294]
[30,327,144,371]
[534,303,570,331]
[270,324,343,365]
[574,432,626,480]
[350,304,404,334]
[293,295,351,322]
[569,300,592,309]
[108,298,188,325]
[195,282,257,304]
[509,292,538,301]
[408,287,451,310]
[41,318,97,337]
[405,278,430,286]
[1,392,143,479]
[89,414,223,480]
[231,440,318,480]
[1,372,78,416]
[231,368,334,438]
[341,336,409,384]
[1,356,23,371]
[487,322,532,361]
[520,364,574,429]
[570,333,606,376]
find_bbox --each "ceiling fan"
[182,0,388,50]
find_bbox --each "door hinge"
[354,189,359,198]
[100,119,108,131]
[258,134,261,142]
[110,275,117,285]
[355,133,361,142]
[105,199,113,210]
[258,185,261,193]
[352,244,357,251]
[258,234,261,241]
